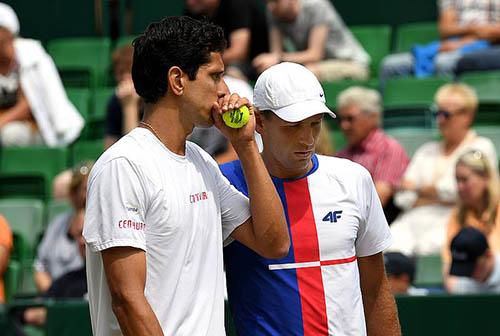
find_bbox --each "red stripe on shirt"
[320,256,357,266]
[284,179,329,336]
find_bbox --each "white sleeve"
[355,167,393,257]
[83,158,155,252]
[214,167,251,241]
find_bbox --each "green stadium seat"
[383,77,449,128]
[385,128,438,156]
[459,71,500,125]
[350,25,392,77]
[0,304,13,336]
[414,254,443,287]
[66,88,91,121]
[395,22,439,53]
[71,140,104,165]
[45,300,92,336]
[11,232,30,265]
[322,79,378,110]
[0,199,44,256]
[84,88,115,140]
[0,174,46,200]
[4,260,21,303]
[47,37,111,89]
[93,87,115,120]
[396,295,500,336]
[46,200,71,228]
[0,147,69,199]
[116,35,139,48]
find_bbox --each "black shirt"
[187,0,269,61]
[45,267,87,299]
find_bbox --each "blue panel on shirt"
[220,160,305,335]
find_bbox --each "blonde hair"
[456,150,499,229]
[315,121,335,156]
[336,86,382,115]
[434,83,478,115]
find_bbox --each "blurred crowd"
[1,0,500,332]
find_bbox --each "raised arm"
[213,94,289,259]
[102,247,164,336]
[281,24,328,65]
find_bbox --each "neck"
[444,129,469,154]
[261,150,312,179]
[141,100,194,155]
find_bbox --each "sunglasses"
[432,109,467,120]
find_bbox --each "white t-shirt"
[222,155,392,335]
[83,127,251,336]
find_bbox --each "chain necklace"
[139,121,162,142]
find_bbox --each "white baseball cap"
[0,3,20,35]
[253,62,335,122]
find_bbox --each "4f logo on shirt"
[323,210,343,223]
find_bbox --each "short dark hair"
[384,252,416,283]
[132,16,226,104]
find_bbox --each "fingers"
[219,94,252,113]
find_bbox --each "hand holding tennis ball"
[222,105,250,129]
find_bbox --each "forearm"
[0,99,31,126]
[282,49,323,65]
[112,295,164,336]
[223,46,248,64]
[234,141,289,257]
[34,271,52,293]
[363,276,401,336]
[439,24,473,39]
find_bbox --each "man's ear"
[255,109,265,134]
[167,66,185,96]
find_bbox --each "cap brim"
[449,261,476,277]
[272,100,336,123]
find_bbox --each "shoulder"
[14,38,47,67]
[316,155,373,190]
[382,132,408,153]
[413,140,441,157]
[90,130,149,182]
[317,155,370,178]
[46,211,73,234]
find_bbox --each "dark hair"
[384,252,416,283]
[132,16,226,104]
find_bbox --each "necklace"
[140,121,162,142]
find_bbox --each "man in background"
[336,86,409,224]
[185,0,269,80]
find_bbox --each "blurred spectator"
[336,87,409,223]
[455,46,500,75]
[384,252,428,295]
[33,162,92,293]
[389,83,498,256]
[18,210,87,328]
[446,227,500,293]
[0,3,83,147]
[105,44,142,149]
[0,214,12,304]
[314,120,335,156]
[380,0,500,83]
[185,0,269,80]
[252,0,369,81]
[443,150,500,277]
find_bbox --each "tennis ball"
[222,105,250,129]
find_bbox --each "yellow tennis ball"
[222,105,250,129]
